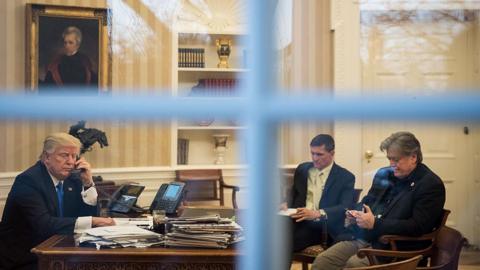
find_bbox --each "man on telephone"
[0,133,115,270]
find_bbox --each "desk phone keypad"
[158,200,177,213]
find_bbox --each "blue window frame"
[1,1,480,269]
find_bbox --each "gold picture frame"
[26,4,111,92]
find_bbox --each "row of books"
[190,79,239,96]
[178,48,205,68]
[177,138,189,165]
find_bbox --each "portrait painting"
[26,4,111,92]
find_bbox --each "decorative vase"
[213,134,230,164]
[216,38,232,68]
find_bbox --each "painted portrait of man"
[38,17,99,92]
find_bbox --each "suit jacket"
[346,163,446,250]
[0,161,97,269]
[289,162,355,238]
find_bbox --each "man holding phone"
[312,132,446,270]
[0,133,115,270]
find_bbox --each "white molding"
[281,164,298,169]
[178,68,248,73]
[173,164,247,170]
[178,126,246,130]
[0,172,19,179]
[94,166,173,173]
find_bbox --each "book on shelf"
[178,48,205,68]
[177,138,189,165]
[190,78,239,96]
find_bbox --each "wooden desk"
[32,235,243,270]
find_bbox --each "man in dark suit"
[0,133,115,270]
[281,134,356,252]
[312,131,446,270]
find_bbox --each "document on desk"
[113,217,153,228]
[80,226,163,248]
[278,208,297,216]
[86,225,157,237]
[167,215,224,224]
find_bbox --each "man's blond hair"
[39,132,81,160]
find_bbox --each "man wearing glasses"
[0,133,114,270]
[312,131,446,269]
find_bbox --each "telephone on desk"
[150,182,185,215]
[108,184,145,214]
[99,181,185,217]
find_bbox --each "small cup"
[152,209,167,233]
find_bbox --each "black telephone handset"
[108,184,145,213]
[150,182,185,215]
[70,155,85,179]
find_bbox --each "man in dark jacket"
[281,134,356,252]
[312,131,446,270]
[0,133,114,270]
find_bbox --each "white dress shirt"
[305,162,333,211]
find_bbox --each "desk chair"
[292,188,363,270]
[346,255,423,270]
[175,169,240,209]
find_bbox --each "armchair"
[357,209,451,266]
[356,226,465,270]
[175,169,240,209]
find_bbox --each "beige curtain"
[278,0,333,165]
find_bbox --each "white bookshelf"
[171,30,248,168]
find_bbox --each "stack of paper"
[113,217,153,229]
[167,214,230,224]
[164,215,244,248]
[78,225,163,249]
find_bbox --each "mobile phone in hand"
[346,209,354,217]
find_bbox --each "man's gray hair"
[380,131,423,164]
[39,132,81,159]
[62,26,82,46]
